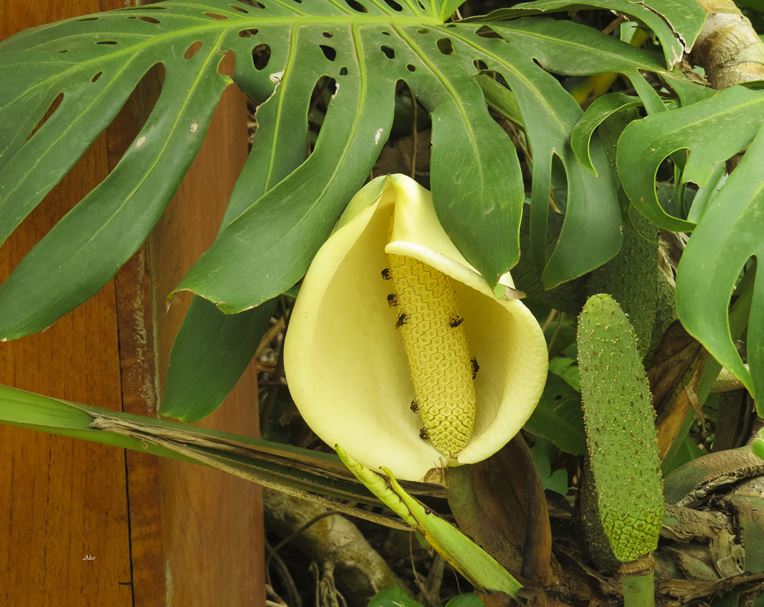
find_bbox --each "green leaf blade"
[161,299,276,421]
[178,29,397,311]
[525,372,585,455]
[495,17,665,76]
[676,127,764,407]
[477,0,704,68]
[417,36,524,284]
[0,56,158,246]
[162,23,313,421]
[571,93,642,173]
[0,42,230,339]
[618,86,764,233]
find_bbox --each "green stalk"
[0,384,445,529]
[337,445,523,598]
[623,568,655,607]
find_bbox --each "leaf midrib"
[446,26,571,136]
[394,24,486,197]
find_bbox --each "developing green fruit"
[577,294,663,566]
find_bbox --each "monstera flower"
[284,174,548,482]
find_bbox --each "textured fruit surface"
[588,211,658,359]
[577,294,663,564]
[389,254,476,457]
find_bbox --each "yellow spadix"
[284,174,548,482]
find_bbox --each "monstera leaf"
[0,0,693,419]
[617,86,764,409]
[478,0,706,68]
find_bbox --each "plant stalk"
[622,557,655,607]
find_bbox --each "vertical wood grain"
[1,2,265,605]
[148,57,265,606]
[0,2,132,606]
[106,50,168,605]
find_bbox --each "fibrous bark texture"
[693,0,764,88]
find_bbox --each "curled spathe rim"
[284,174,548,482]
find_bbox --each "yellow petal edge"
[284,174,548,482]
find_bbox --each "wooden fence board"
[0,2,132,605]
[0,2,265,604]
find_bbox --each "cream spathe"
[284,174,548,482]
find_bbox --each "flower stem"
[623,560,655,607]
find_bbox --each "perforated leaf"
[478,0,706,68]
[618,86,764,231]
[0,0,683,345]
[676,128,764,409]
[618,86,764,408]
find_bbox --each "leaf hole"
[249,0,266,7]
[381,31,391,36]
[319,44,336,62]
[252,43,271,70]
[322,31,334,38]
[57,49,69,54]
[26,92,64,141]
[239,28,259,37]
[476,26,500,38]
[486,70,509,90]
[307,76,337,156]
[406,63,416,72]
[389,81,430,179]
[231,3,250,12]
[339,66,348,76]
[473,59,487,71]
[76,16,99,22]
[381,45,395,59]
[436,38,453,55]
[91,71,103,83]
[96,40,119,45]
[550,155,568,212]
[344,0,368,12]
[382,0,403,11]
[217,50,236,76]
[184,41,203,60]
[204,12,229,20]
[417,28,429,34]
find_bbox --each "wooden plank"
[148,56,266,606]
[102,2,266,603]
[1,2,265,604]
[103,21,168,602]
[0,2,133,605]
